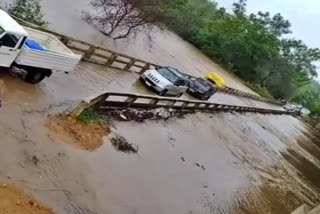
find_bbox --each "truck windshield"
[0,26,4,37]
[157,67,180,83]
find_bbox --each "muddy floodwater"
[0,73,320,214]
[0,1,320,213]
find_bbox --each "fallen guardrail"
[69,92,296,118]
[15,17,283,106]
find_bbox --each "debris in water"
[195,162,206,170]
[201,165,206,170]
[195,162,201,167]
[111,135,138,153]
[98,108,188,123]
[32,155,39,165]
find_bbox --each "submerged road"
[0,72,320,213]
[0,1,319,214]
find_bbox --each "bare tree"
[83,0,168,40]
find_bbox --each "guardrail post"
[181,102,189,109]
[149,98,159,107]
[193,103,200,109]
[124,59,136,70]
[167,100,177,108]
[69,94,109,118]
[139,63,150,74]
[204,104,211,109]
[83,46,96,61]
[107,53,118,65]
[125,96,137,107]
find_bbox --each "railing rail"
[69,92,296,118]
[219,87,283,105]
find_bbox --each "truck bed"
[15,27,81,72]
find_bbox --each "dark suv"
[187,78,217,100]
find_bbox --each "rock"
[29,200,34,206]
[181,157,185,162]
[316,123,320,129]
[203,184,208,188]
[16,201,21,205]
[2,184,7,188]
[201,165,206,170]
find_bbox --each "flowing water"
[0,1,320,214]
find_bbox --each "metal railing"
[69,92,295,118]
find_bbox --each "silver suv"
[140,67,189,97]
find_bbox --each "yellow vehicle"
[205,73,225,88]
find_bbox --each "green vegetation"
[78,109,100,123]
[7,0,48,27]
[111,135,138,153]
[244,83,273,99]
[160,0,320,115]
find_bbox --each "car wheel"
[159,89,168,96]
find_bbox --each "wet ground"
[0,1,320,213]
[0,72,320,214]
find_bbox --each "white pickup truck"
[0,10,81,84]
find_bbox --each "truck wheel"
[25,71,46,84]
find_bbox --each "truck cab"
[0,11,28,68]
[0,9,81,84]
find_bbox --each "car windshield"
[157,67,180,83]
[193,79,212,92]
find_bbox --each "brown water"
[1,70,320,213]
[0,1,320,213]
